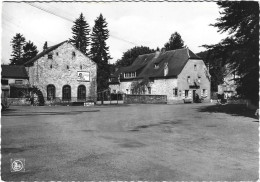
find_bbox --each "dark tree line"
[203,1,259,105]
[10,33,38,65]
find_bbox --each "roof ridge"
[24,40,68,66]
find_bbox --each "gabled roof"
[110,48,201,82]
[24,41,67,66]
[1,65,29,79]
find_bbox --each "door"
[193,90,196,102]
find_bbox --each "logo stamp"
[10,158,25,172]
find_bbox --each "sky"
[1,1,227,65]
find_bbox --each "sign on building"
[77,71,90,82]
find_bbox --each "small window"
[198,76,201,83]
[67,65,69,69]
[194,64,197,71]
[80,65,82,70]
[1,79,8,85]
[72,51,76,57]
[15,80,23,84]
[173,88,178,97]
[50,65,52,69]
[187,76,191,83]
[48,54,53,59]
[56,52,59,56]
[203,89,207,97]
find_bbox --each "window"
[67,65,69,69]
[198,76,201,83]
[56,52,59,56]
[148,87,151,94]
[80,65,82,70]
[50,64,52,69]
[15,80,23,84]
[194,64,197,71]
[47,84,55,100]
[48,54,53,59]
[72,51,76,57]
[126,89,129,94]
[203,89,207,97]
[187,76,191,84]
[185,90,189,98]
[173,88,178,97]
[77,85,86,100]
[154,63,159,69]
[62,85,71,101]
[1,79,8,85]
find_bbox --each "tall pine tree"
[22,41,38,65]
[70,13,90,55]
[164,32,185,51]
[204,1,259,105]
[10,33,26,65]
[90,14,111,92]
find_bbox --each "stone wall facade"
[26,42,97,102]
[124,95,167,104]
[109,58,211,104]
[177,59,211,102]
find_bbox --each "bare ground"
[1,103,258,181]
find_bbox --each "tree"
[204,2,259,105]
[115,46,155,67]
[43,41,48,51]
[10,33,26,65]
[164,32,185,51]
[90,14,111,92]
[70,13,90,55]
[22,41,38,65]
[197,50,226,92]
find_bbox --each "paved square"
[1,104,258,180]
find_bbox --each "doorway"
[193,90,196,102]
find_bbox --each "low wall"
[7,98,31,106]
[124,95,167,104]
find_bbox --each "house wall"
[109,78,178,102]
[1,78,29,98]
[26,42,97,101]
[177,59,211,101]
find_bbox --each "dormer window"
[48,54,53,59]
[124,72,136,78]
[154,63,159,69]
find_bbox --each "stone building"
[109,48,211,103]
[24,41,97,103]
[1,65,29,98]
